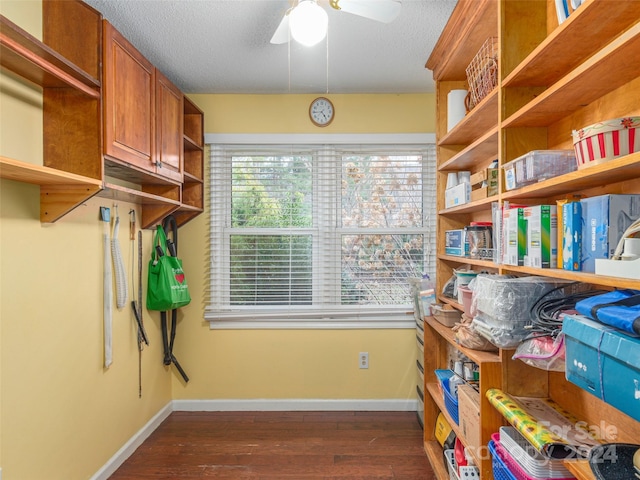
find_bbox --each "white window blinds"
[206,139,436,329]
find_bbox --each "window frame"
[205,133,436,329]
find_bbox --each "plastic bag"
[453,314,498,351]
[512,334,565,372]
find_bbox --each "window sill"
[205,308,417,329]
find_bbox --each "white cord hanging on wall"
[111,204,128,309]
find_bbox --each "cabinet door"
[155,70,183,182]
[103,21,155,172]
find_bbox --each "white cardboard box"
[445,182,471,209]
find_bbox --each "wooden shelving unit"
[1,1,205,229]
[1,10,103,223]
[173,96,205,227]
[0,15,100,97]
[424,1,640,478]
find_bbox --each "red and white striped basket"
[572,116,639,169]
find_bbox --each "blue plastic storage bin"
[488,440,517,480]
[435,369,459,425]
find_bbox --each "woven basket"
[465,37,498,110]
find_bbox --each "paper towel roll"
[447,89,467,132]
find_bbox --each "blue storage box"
[435,369,459,425]
[580,194,640,273]
[445,229,465,256]
[562,314,640,421]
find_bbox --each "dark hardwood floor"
[109,411,435,479]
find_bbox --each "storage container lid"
[563,315,640,368]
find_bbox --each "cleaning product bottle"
[419,273,436,317]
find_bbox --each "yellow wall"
[0,2,435,478]
[1,3,172,479]
[174,93,435,401]
[193,93,435,133]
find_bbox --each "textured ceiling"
[83,0,457,95]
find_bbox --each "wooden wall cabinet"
[424,1,640,478]
[103,21,184,184]
[0,0,204,229]
[103,21,156,174]
[155,69,184,183]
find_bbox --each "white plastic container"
[502,150,576,190]
[420,274,436,316]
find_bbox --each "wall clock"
[309,97,334,127]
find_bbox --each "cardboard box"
[524,205,557,268]
[563,314,640,422]
[458,384,481,454]
[556,197,581,269]
[470,168,498,202]
[580,194,640,273]
[504,207,526,266]
[562,202,582,271]
[445,229,466,256]
[445,182,471,209]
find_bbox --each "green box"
[504,207,526,266]
[524,205,557,268]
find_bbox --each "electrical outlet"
[359,352,369,369]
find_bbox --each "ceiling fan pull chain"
[288,27,291,93]
[326,28,329,94]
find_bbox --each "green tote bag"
[146,225,191,311]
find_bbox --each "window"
[206,135,436,329]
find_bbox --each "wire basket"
[465,37,499,110]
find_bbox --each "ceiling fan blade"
[270,12,291,44]
[331,0,401,23]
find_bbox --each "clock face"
[309,97,334,127]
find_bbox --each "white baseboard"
[90,402,172,480]
[91,398,417,478]
[172,398,419,412]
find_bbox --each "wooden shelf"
[439,194,498,215]
[183,171,204,184]
[423,440,449,480]
[99,182,179,206]
[184,134,203,152]
[0,15,100,98]
[0,155,100,187]
[439,127,499,172]
[437,295,462,311]
[503,23,640,128]
[563,459,597,480]
[437,254,497,270]
[426,0,497,82]
[0,155,103,223]
[503,0,640,88]
[502,152,640,200]
[439,89,499,146]
[500,265,640,290]
[99,183,180,229]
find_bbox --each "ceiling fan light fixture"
[289,0,328,47]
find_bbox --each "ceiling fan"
[270,0,402,46]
